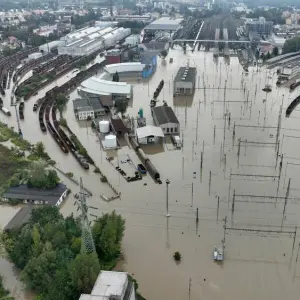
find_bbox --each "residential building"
[245,17,273,37]
[79,271,136,300]
[136,125,164,144]
[173,66,197,95]
[73,97,106,121]
[152,105,180,135]
[1,184,68,207]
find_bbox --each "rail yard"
[1,15,300,300]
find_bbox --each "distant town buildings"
[245,17,273,37]
[79,271,136,300]
[144,17,183,34]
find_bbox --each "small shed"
[136,125,164,144]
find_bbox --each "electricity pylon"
[75,178,95,254]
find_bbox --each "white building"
[58,26,131,57]
[79,77,132,99]
[280,63,300,80]
[152,105,180,135]
[136,125,164,144]
[79,271,136,300]
[173,66,197,95]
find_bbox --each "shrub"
[173,251,181,261]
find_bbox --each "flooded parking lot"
[2,47,300,299]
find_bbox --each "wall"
[160,122,179,135]
[174,81,193,94]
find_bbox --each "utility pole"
[166,179,170,217]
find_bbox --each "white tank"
[105,134,117,148]
[99,120,110,133]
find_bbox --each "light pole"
[166,179,170,217]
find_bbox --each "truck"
[1,106,11,116]
[171,135,182,149]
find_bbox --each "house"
[152,105,180,135]
[136,125,164,144]
[1,183,68,207]
[173,67,197,96]
[79,271,136,300]
[73,97,106,121]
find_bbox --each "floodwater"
[0,205,34,300]
[1,47,300,299]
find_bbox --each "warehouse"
[39,40,62,53]
[152,105,180,135]
[144,17,183,33]
[79,77,132,99]
[173,66,197,96]
[136,125,164,144]
[58,26,131,57]
[104,62,146,79]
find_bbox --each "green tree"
[283,36,300,54]
[255,49,260,59]
[21,246,58,293]
[266,52,272,60]
[115,100,128,118]
[92,211,125,262]
[69,253,100,294]
[0,276,14,299]
[273,46,279,56]
[56,93,67,116]
[30,206,63,227]
[34,142,45,158]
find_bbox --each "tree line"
[3,206,126,300]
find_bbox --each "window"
[170,128,173,133]
[167,128,169,133]
[174,127,177,132]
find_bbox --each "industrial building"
[79,76,132,99]
[39,40,62,53]
[136,125,164,144]
[73,97,106,121]
[79,270,136,300]
[279,63,300,80]
[104,62,146,79]
[58,26,131,57]
[152,105,180,135]
[144,17,183,33]
[245,17,273,37]
[173,66,197,95]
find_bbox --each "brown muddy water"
[1,48,300,299]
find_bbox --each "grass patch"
[0,134,9,142]
[11,137,32,151]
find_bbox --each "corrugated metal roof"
[104,62,145,74]
[80,77,132,96]
[152,106,179,125]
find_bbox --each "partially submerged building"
[278,63,300,80]
[2,183,68,207]
[4,206,32,232]
[173,66,197,95]
[152,105,180,135]
[73,97,106,121]
[136,125,164,144]
[78,77,132,100]
[79,270,136,300]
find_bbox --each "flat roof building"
[152,105,180,135]
[79,270,136,300]
[144,17,183,32]
[173,66,197,96]
[73,97,106,121]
